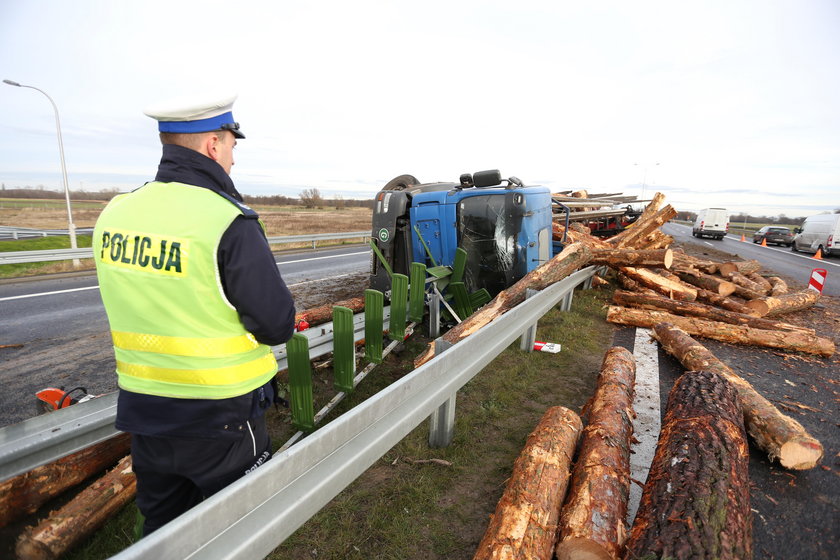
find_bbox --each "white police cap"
[143,93,245,139]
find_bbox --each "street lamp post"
[4,79,80,266]
[634,162,660,200]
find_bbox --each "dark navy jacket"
[115,144,296,438]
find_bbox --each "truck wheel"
[382,174,419,191]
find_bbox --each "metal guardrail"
[0,265,599,559]
[0,231,370,265]
[0,226,95,240]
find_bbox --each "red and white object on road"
[533,341,562,353]
[808,268,827,293]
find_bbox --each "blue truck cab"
[370,170,554,298]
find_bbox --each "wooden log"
[724,271,768,297]
[675,270,736,297]
[604,193,665,248]
[415,242,592,367]
[605,306,834,357]
[718,260,762,276]
[766,276,788,296]
[618,267,697,301]
[589,248,673,269]
[744,290,821,317]
[747,273,773,294]
[636,231,673,251]
[611,290,815,334]
[295,296,366,327]
[670,251,719,274]
[609,204,677,250]
[694,288,758,315]
[616,273,658,296]
[556,348,635,560]
[0,433,130,528]
[623,370,751,560]
[651,323,824,470]
[16,455,136,560]
[590,274,610,289]
[473,406,583,560]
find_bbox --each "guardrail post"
[519,288,540,352]
[287,334,315,432]
[409,262,426,322]
[428,339,456,448]
[389,273,408,341]
[332,306,355,393]
[559,289,574,311]
[364,289,384,364]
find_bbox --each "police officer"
[93,93,295,535]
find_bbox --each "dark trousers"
[131,414,272,536]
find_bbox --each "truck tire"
[382,174,419,191]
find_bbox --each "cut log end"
[555,537,613,560]
[780,438,825,470]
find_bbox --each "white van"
[692,208,729,240]
[792,213,840,257]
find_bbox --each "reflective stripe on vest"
[111,331,260,357]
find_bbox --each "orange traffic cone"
[760,238,767,247]
[813,248,823,260]
[740,234,746,241]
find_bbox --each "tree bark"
[589,248,673,269]
[674,270,736,297]
[556,348,635,560]
[744,290,821,317]
[724,271,769,297]
[605,306,834,357]
[623,370,751,560]
[603,193,665,248]
[295,296,366,327]
[767,276,788,296]
[718,260,762,277]
[611,290,814,334]
[0,433,130,528]
[651,323,824,470]
[415,242,592,366]
[618,267,697,301]
[693,288,758,315]
[473,406,582,560]
[16,455,136,560]
[671,251,719,274]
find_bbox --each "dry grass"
[0,205,372,237]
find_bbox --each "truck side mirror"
[473,169,502,188]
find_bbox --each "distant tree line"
[0,185,375,209]
[673,210,839,226]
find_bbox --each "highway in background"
[663,222,839,296]
[0,246,370,427]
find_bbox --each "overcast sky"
[1,0,838,217]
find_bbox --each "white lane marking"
[1,251,372,302]
[704,241,713,246]
[0,285,99,302]
[277,250,369,266]
[627,327,662,527]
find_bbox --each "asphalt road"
[663,222,839,296]
[0,246,371,427]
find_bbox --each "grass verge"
[0,235,94,279]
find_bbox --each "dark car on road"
[753,226,794,246]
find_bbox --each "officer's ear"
[204,132,223,162]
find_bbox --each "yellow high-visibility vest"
[93,182,277,399]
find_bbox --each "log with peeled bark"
[744,289,821,317]
[295,296,366,327]
[636,231,673,251]
[694,288,758,315]
[670,251,719,274]
[605,306,835,357]
[618,267,697,301]
[651,323,824,470]
[608,204,677,250]
[616,273,659,296]
[767,276,788,296]
[622,370,751,560]
[0,433,130,528]
[589,248,673,269]
[611,290,815,335]
[590,274,610,289]
[473,406,582,560]
[15,455,136,560]
[718,260,762,276]
[556,348,635,560]
[415,242,592,367]
[724,271,769,297]
[603,193,665,248]
[674,270,736,297]
[747,273,773,294]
